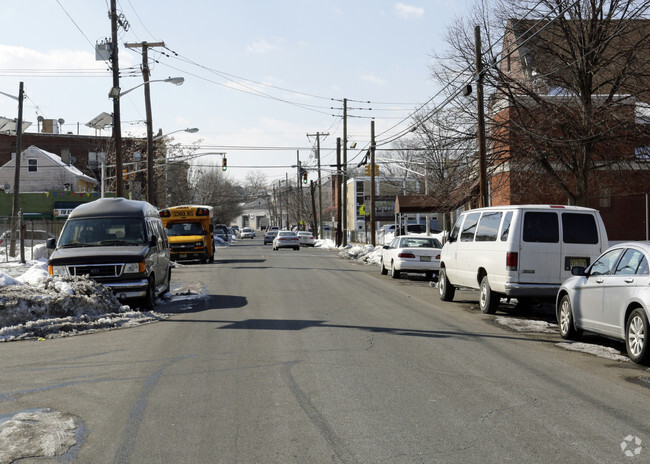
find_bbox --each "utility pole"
[335,137,342,247]
[342,98,348,246]
[125,41,165,205]
[109,0,124,197]
[475,25,488,208]
[9,82,24,260]
[370,120,376,247]
[307,131,328,239]
[297,151,305,230]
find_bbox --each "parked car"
[213,224,229,242]
[557,242,650,364]
[264,230,279,245]
[230,225,240,237]
[438,205,609,314]
[0,230,56,246]
[297,231,315,247]
[240,227,255,239]
[46,198,171,311]
[272,231,300,251]
[380,235,442,279]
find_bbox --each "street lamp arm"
[0,90,19,101]
[115,77,185,98]
[153,127,199,141]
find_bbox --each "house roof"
[21,145,97,184]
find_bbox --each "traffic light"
[302,170,308,184]
[222,157,227,171]
[374,164,380,176]
[364,164,371,176]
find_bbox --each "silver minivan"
[438,205,609,313]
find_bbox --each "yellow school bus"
[159,205,215,263]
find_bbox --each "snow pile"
[0,259,166,342]
[495,316,558,334]
[338,243,382,265]
[557,342,630,363]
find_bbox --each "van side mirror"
[447,235,456,244]
[149,235,158,247]
[46,237,56,249]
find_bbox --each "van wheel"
[558,294,581,340]
[380,260,388,275]
[390,261,400,279]
[162,267,171,296]
[140,277,155,312]
[626,308,650,364]
[479,276,499,314]
[439,268,455,302]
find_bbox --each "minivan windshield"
[58,218,146,247]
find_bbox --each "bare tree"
[431,0,650,206]
[190,163,243,224]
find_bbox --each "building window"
[28,159,37,172]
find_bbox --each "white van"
[438,205,608,313]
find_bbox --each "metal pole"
[336,138,342,247]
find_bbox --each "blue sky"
[0,1,469,184]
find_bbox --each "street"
[1,237,650,463]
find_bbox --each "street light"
[109,77,184,99]
[152,127,199,141]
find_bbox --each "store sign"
[53,208,75,218]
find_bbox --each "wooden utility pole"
[475,25,488,208]
[125,41,165,205]
[9,82,24,260]
[342,98,348,246]
[109,0,124,197]
[370,120,376,246]
[307,131,329,239]
[335,137,342,247]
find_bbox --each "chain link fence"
[0,216,64,263]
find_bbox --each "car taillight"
[506,252,518,271]
[398,252,416,258]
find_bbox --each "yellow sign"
[359,204,369,216]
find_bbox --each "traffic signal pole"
[370,120,376,246]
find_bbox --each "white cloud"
[394,2,424,19]
[361,74,386,86]
[246,38,281,54]
[0,44,109,70]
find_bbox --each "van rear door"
[517,210,563,286]
[559,212,603,280]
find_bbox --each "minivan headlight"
[124,262,145,273]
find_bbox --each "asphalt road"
[1,237,650,463]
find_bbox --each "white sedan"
[272,231,300,251]
[380,235,442,279]
[240,227,255,239]
[297,231,315,247]
[557,241,650,364]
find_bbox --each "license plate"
[565,257,588,271]
[420,256,431,262]
[179,253,187,258]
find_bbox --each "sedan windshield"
[58,218,146,247]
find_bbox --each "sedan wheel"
[380,260,388,275]
[390,261,400,279]
[626,308,650,364]
[558,294,582,340]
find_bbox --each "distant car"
[214,224,229,242]
[264,230,279,245]
[557,242,650,364]
[272,231,300,251]
[0,230,56,246]
[240,227,255,239]
[380,235,442,279]
[297,231,315,247]
[230,225,240,237]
